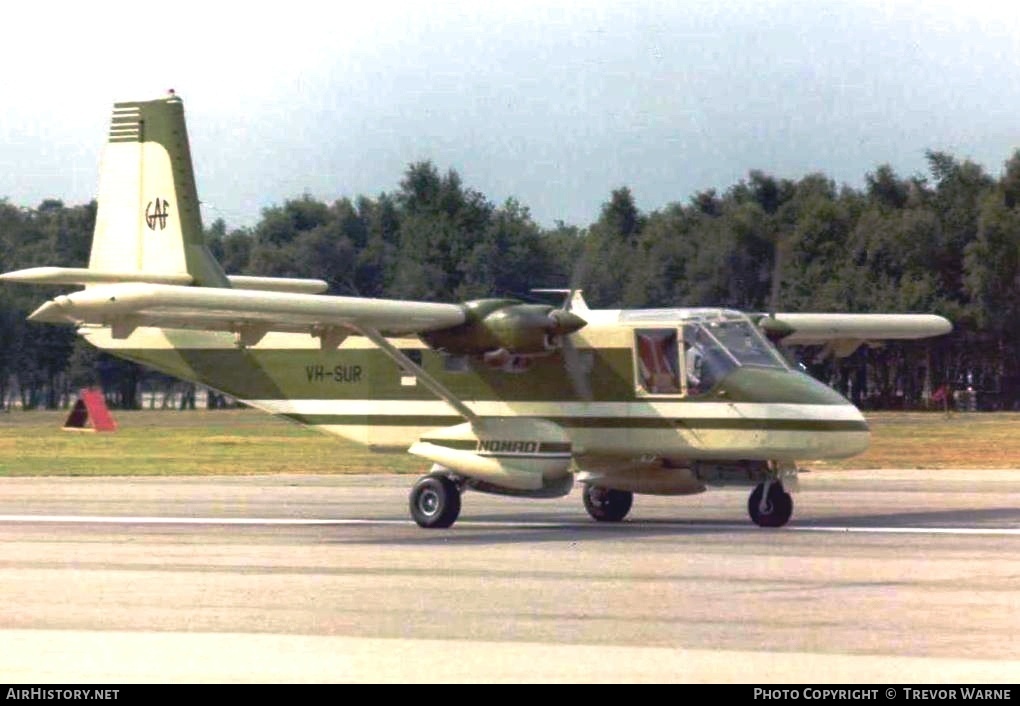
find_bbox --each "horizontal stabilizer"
[0,267,193,286]
[226,275,328,294]
[2,268,329,295]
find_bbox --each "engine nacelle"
[421,299,586,357]
[409,418,573,495]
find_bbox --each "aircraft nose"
[717,366,854,406]
[715,367,870,460]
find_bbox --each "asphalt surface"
[0,470,1018,683]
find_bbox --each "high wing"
[20,281,467,347]
[775,312,952,343]
[769,312,952,357]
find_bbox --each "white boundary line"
[0,515,1019,535]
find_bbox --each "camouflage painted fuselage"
[83,318,869,463]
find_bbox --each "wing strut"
[353,325,480,425]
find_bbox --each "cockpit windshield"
[633,312,789,397]
[702,318,787,368]
[681,316,788,395]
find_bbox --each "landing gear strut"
[409,473,462,528]
[582,485,633,522]
[748,480,793,528]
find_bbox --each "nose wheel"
[748,481,793,528]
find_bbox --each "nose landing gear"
[748,480,793,528]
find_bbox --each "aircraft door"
[633,328,682,396]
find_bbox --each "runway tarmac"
[0,469,1018,683]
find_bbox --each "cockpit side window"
[634,328,681,395]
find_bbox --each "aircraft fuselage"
[80,307,868,464]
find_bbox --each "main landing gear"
[409,473,462,528]
[748,480,793,528]
[582,485,633,522]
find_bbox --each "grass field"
[0,409,421,476]
[0,408,1018,476]
[815,411,1020,470]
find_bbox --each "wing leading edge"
[775,313,952,344]
[26,282,467,345]
[769,312,952,358]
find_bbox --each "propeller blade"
[566,245,592,312]
[556,241,593,400]
[561,334,593,402]
[768,234,783,320]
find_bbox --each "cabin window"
[399,349,423,386]
[634,329,681,395]
[402,350,423,367]
[443,354,470,373]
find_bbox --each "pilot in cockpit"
[683,327,705,393]
[683,325,724,394]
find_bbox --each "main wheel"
[748,482,793,528]
[582,485,633,522]
[409,474,462,528]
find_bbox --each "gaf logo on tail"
[145,198,170,231]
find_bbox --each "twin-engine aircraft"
[2,94,952,528]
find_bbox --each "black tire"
[409,474,461,529]
[582,485,633,522]
[748,482,793,528]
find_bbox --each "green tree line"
[2,153,1018,410]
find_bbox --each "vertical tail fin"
[88,92,229,287]
[2,94,327,293]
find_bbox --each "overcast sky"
[3,0,1020,229]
